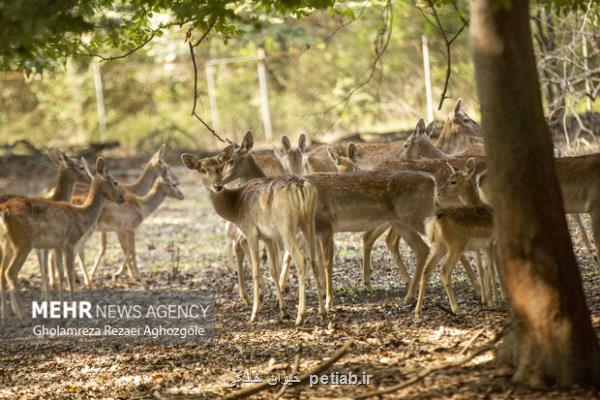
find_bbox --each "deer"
[181,154,323,325]
[47,145,178,286]
[402,119,485,161]
[84,175,184,282]
[434,99,484,155]
[213,132,438,311]
[0,158,124,319]
[216,138,287,304]
[0,152,92,300]
[478,154,600,269]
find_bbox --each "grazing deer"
[434,99,484,154]
[86,175,184,282]
[0,158,124,319]
[215,132,438,311]
[181,154,322,325]
[0,152,92,300]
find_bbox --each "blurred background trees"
[0,1,597,152]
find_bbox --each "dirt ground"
[1,165,600,399]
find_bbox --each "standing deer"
[86,175,184,282]
[0,158,124,319]
[181,154,322,325]
[434,99,484,154]
[215,132,438,311]
[0,152,92,300]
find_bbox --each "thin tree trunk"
[469,0,600,387]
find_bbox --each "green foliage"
[0,0,336,73]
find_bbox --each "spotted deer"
[413,159,499,321]
[181,154,322,325]
[478,153,600,268]
[0,158,124,319]
[402,119,485,160]
[434,99,484,154]
[85,175,184,282]
[0,152,92,301]
[214,132,438,311]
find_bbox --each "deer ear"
[280,135,291,153]
[416,119,426,135]
[426,121,435,137]
[298,133,307,153]
[327,147,340,165]
[240,131,254,154]
[181,154,199,170]
[218,145,235,163]
[454,98,462,115]
[81,157,94,179]
[347,143,358,162]
[96,157,107,176]
[466,157,477,177]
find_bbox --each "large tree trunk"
[469,0,600,387]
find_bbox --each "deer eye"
[450,180,457,185]
[200,168,207,174]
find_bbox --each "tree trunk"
[469,0,600,387]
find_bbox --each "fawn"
[414,159,497,321]
[0,158,124,319]
[182,153,322,325]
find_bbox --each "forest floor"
[1,166,600,399]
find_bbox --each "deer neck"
[138,181,168,218]
[79,178,108,226]
[122,162,158,195]
[238,155,266,183]
[420,138,450,159]
[50,166,75,202]
[460,181,485,207]
[207,188,243,224]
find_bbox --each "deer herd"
[1,99,598,326]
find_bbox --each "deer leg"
[440,250,463,316]
[124,230,140,280]
[319,232,335,312]
[54,249,65,305]
[77,248,91,287]
[64,248,76,301]
[459,254,480,297]
[233,237,250,305]
[114,231,130,278]
[415,243,445,322]
[90,232,108,280]
[37,249,50,302]
[588,211,600,272]
[301,218,325,316]
[246,234,262,323]
[265,240,287,321]
[362,225,388,289]
[283,235,308,326]
[485,245,498,306]
[279,250,292,292]
[385,229,410,286]
[1,247,10,321]
[6,246,31,319]
[473,251,487,305]
[62,248,76,300]
[396,227,429,305]
[573,214,595,259]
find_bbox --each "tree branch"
[426,0,468,110]
[187,21,228,143]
